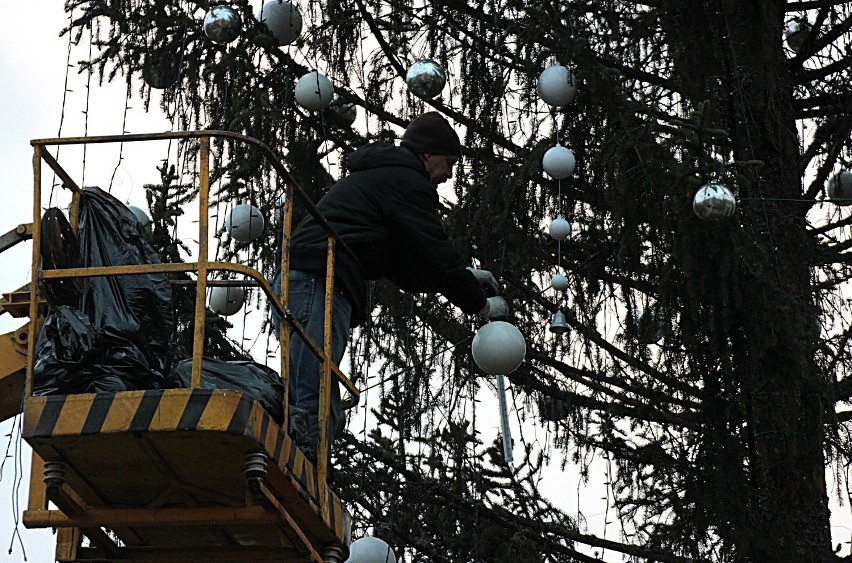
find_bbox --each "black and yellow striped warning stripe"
[23,388,351,543]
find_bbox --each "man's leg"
[285,270,351,461]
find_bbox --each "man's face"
[422,154,459,186]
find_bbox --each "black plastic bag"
[168,358,285,424]
[34,187,172,394]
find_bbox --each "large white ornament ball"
[226,204,265,241]
[785,20,810,53]
[471,321,526,375]
[551,274,569,291]
[405,59,447,99]
[542,144,576,180]
[537,64,577,107]
[827,170,852,205]
[126,205,151,227]
[548,216,571,241]
[209,286,245,316]
[203,5,242,44]
[256,0,303,46]
[295,71,335,111]
[345,536,397,563]
[693,181,737,221]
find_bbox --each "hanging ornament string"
[48,9,78,208]
[110,80,133,196]
[80,21,94,188]
[2,402,26,558]
[720,4,782,284]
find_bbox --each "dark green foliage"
[62,0,852,561]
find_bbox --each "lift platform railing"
[26,130,359,517]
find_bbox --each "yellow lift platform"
[1,131,360,562]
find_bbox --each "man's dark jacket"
[288,142,486,327]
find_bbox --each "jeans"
[273,270,352,460]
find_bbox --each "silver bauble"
[405,59,446,99]
[548,216,571,241]
[346,536,397,563]
[330,94,357,126]
[256,0,303,46]
[471,321,526,375]
[785,20,810,53]
[226,204,265,241]
[204,5,242,44]
[827,170,852,205]
[693,181,737,221]
[294,71,334,111]
[537,64,577,107]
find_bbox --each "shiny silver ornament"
[827,170,852,206]
[693,181,737,221]
[785,20,810,53]
[405,59,446,99]
[330,94,357,126]
[204,5,242,44]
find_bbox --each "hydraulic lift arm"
[0,222,34,422]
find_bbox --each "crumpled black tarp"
[33,187,285,423]
[34,187,172,394]
[168,358,285,425]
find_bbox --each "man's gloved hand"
[467,267,500,296]
[480,296,509,320]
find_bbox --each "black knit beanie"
[400,112,461,156]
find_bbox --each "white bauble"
[471,321,526,375]
[548,216,571,241]
[828,170,852,206]
[256,0,303,45]
[542,144,576,180]
[537,64,577,107]
[209,286,245,316]
[551,274,569,291]
[295,71,334,111]
[126,205,150,227]
[345,536,397,563]
[226,204,265,241]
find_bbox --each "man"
[278,112,508,461]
